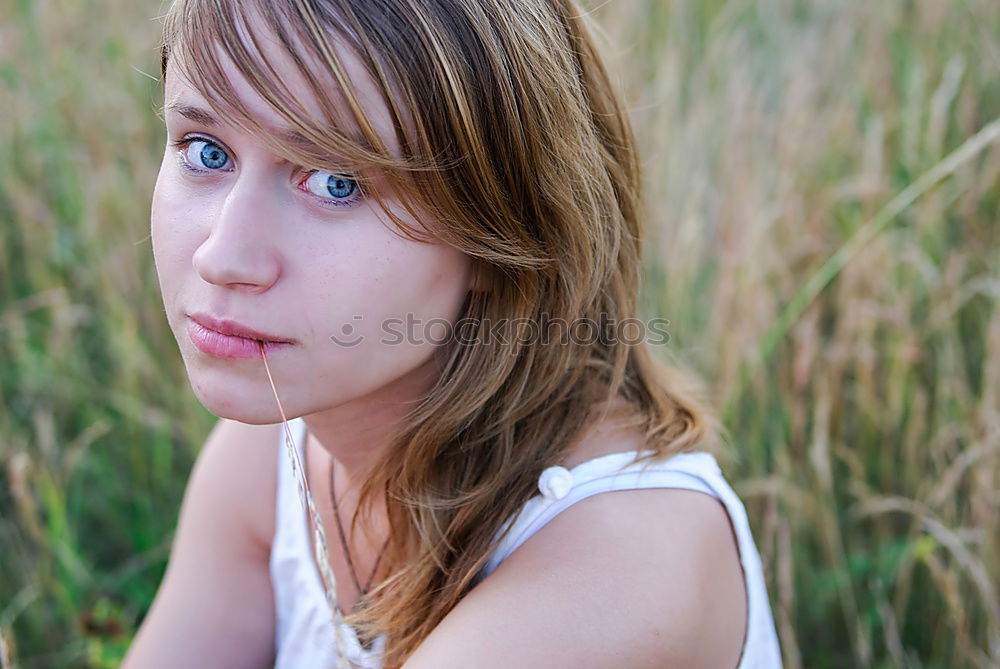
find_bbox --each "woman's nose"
[192,172,282,292]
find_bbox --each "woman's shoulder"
[198,418,283,555]
[413,406,748,667]
[406,462,747,668]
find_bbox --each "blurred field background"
[1,0,998,666]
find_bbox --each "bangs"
[159,0,440,243]
[158,0,571,271]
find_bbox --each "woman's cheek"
[150,166,175,278]
[151,168,202,268]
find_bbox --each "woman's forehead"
[163,24,402,159]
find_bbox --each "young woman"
[122,0,783,667]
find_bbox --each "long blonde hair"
[160,0,722,665]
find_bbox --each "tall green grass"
[1,0,998,667]
[1,0,218,666]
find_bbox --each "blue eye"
[303,171,358,201]
[179,139,230,170]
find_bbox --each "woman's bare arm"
[121,419,280,668]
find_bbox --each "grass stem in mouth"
[258,342,356,666]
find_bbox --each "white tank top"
[270,416,783,668]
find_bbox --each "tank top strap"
[480,449,722,576]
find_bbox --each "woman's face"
[151,37,473,423]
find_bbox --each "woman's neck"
[300,353,440,488]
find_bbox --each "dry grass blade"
[852,495,1000,659]
[257,342,361,669]
[0,629,11,669]
[725,115,1000,418]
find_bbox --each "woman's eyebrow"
[166,102,219,128]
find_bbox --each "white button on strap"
[538,465,573,500]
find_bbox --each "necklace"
[329,459,390,610]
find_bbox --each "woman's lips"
[186,318,293,359]
[187,312,294,342]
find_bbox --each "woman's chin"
[186,375,288,425]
